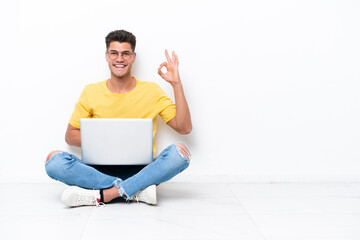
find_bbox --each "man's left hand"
[158,50,181,86]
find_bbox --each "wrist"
[170,77,182,88]
[171,81,183,89]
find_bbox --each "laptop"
[80,118,153,165]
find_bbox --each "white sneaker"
[61,186,102,207]
[131,185,157,205]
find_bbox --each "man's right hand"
[65,124,81,147]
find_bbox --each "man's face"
[105,41,136,79]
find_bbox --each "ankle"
[103,186,120,202]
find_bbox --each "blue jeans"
[45,144,190,200]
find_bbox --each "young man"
[45,30,192,207]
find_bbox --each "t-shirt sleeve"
[157,85,176,123]
[69,88,92,129]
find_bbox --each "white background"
[0,0,359,182]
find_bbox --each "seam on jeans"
[113,178,123,186]
[177,160,190,174]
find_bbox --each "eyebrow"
[108,50,132,52]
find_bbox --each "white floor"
[1,182,360,240]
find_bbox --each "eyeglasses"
[107,50,134,60]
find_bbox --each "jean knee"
[46,150,63,163]
[45,151,68,180]
[175,143,191,162]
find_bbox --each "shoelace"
[95,201,105,207]
[132,196,139,203]
[132,190,146,203]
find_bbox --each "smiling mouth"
[114,64,126,68]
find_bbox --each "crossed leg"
[45,143,191,204]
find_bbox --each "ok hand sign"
[158,50,181,86]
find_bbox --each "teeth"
[115,65,125,68]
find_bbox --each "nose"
[116,53,125,61]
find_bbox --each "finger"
[165,49,172,63]
[159,62,168,69]
[158,62,168,75]
[158,66,166,77]
[158,67,164,77]
[172,51,176,63]
[174,52,179,66]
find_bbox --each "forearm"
[67,135,81,147]
[172,80,192,134]
[158,49,192,134]
[65,127,81,147]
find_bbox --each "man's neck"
[107,74,136,94]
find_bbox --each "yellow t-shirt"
[69,78,176,154]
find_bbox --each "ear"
[105,51,109,62]
[132,52,136,63]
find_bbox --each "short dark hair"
[105,30,136,51]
